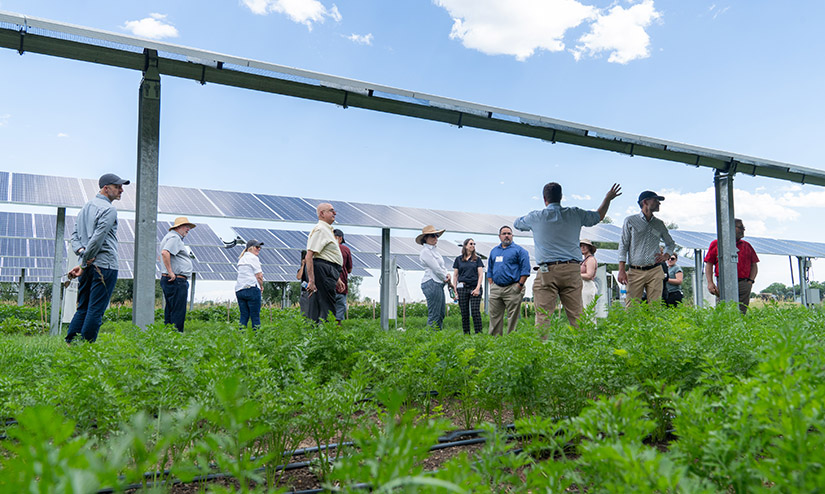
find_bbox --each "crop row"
[1,303,824,492]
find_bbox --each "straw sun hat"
[415,225,446,245]
[169,217,197,231]
[579,238,597,253]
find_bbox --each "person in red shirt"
[333,229,353,322]
[704,219,759,314]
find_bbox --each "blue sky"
[1,0,824,299]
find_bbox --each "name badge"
[495,256,504,263]
[457,282,464,288]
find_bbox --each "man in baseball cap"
[66,173,130,344]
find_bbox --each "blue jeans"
[66,266,118,343]
[236,286,262,329]
[162,276,189,332]
[421,279,446,329]
[335,293,347,321]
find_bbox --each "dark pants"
[162,276,189,332]
[236,286,262,329]
[307,259,341,323]
[66,266,118,343]
[457,285,483,334]
[665,290,683,307]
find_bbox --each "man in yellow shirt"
[305,203,345,322]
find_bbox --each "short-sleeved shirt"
[453,255,484,287]
[514,203,601,263]
[235,251,263,292]
[704,239,760,279]
[159,230,193,277]
[337,243,353,294]
[666,265,683,294]
[307,221,344,266]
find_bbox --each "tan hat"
[579,238,597,253]
[415,225,446,245]
[169,217,197,231]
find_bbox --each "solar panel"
[0,171,8,201]
[158,185,221,216]
[431,208,503,236]
[0,211,33,237]
[269,229,309,249]
[258,248,289,265]
[390,205,469,233]
[254,195,317,222]
[2,256,37,268]
[351,267,371,277]
[302,198,381,227]
[28,238,58,257]
[10,173,86,207]
[394,255,423,271]
[189,245,233,263]
[346,202,420,229]
[233,227,284,247]
[352,252,382,269]
[202,189,281,220]
[0,237,27,256]
[80,178,138,211]
[341,233,381,253]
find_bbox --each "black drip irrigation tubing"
[95,425,517,494]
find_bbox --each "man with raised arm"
[66,173,130,343]
[617,191,676,306]
[305,203,346,323]
[515,182,621,327]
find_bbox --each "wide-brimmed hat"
[579,238,597,253]
[169,217,197,231]
[415,225,446,245]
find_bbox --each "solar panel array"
[1,172,528,236]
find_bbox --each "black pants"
[307,259,342,323]
[665,290,683,308]
[457,285,483,334]
[162,276,189,331]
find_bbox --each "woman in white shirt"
[236,239,264,330]
[416,225,451,329]
[580,239,598,309]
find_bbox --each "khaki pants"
[533,263,583,327]
[489,282,523,335]
[626,267,664,306]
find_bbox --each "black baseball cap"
[98,173,130,188]
[245,239,264,249]
[333,229,345,243]
[637,190,664,206]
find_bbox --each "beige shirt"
[307,220,344,265]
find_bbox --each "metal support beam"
[49,207,66,335]
[380,228,391,330]
[714,171,738,304]
[17,268,25,306]
[693,249,704,308]
[133,49,161,329]
[484,272,489,315]
[281,282,287,309]
[189,272,196,311]
[797,257,810,306]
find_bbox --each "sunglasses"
[669,257,676,261]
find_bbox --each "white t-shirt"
[235,252,262,292]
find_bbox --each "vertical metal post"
[693,249,703,308]
[49,207,66,335]
[380,228,391,330]
[133,49,161,329]
[714,171,738,303]
[189,272,196,311]
[797,257,809,306]
[281,282,287,309]
[17,268,25,306]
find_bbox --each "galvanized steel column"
[714,171,738,303]
[17,268,25,306]
[380,228,390,330]
[693,249,703,308]
[49,207,66,335]
[189,272,196,311]
[133,49,161,328]
[797,257,809,306]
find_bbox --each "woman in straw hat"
[580,239,599,309]
[417,225,451,329]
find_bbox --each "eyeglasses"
[467,242,475,245]
[500,232,513,236]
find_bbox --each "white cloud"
[122,13,179,39]
[57,133,69,138]
[572,0,661,64]
[571,194,591,200]
[0,114,10,127]
[346,33,374,45]
[434,0,660,63]
[241,0,341,29]
[434,0,597,61]
[708,4,730,20]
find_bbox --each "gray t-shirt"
[666,264,683,294]
[159,231,193,277]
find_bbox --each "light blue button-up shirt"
[514,204,601,263]
[70,193,119,270]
